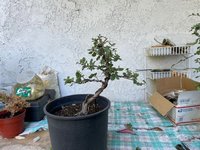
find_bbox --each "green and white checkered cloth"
[107,101,200,150]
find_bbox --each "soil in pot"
[0,109,25,138]
[54,101,102,117]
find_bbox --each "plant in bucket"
[0,93,29,138]
[44,35,144,150]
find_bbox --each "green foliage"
[64,35,144,87]
[190,13,200,79]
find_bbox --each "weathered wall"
[0,0,199,101]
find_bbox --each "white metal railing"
[148,70,193,80]
[146,45,191,56]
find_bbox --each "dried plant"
[0,93,30,117]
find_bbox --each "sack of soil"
[13,71,45,101]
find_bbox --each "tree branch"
[82,78,104,83]
[171,54,194,69]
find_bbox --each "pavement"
[0,131,51,150]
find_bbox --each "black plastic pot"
[25,89,55,122]
[44,94,110,150]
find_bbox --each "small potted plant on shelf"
[44,35,144,150]
[0,93,29,138]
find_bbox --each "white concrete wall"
[0,0,199,101]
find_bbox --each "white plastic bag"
[37,66,60,99]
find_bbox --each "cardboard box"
[150,77,200,125]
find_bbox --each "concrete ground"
[0,131,51,150]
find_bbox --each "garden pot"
[44,94,110,150]
[0,109,26,138]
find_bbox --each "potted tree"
[44,35,144,150]
[0,93,29,138]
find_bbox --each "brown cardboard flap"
[156,77,181,94]
[182,77,199,90]
[150,92,175,116]
[156,77,199,94]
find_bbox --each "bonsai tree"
[65,35,144,115]
[0,93,29,118]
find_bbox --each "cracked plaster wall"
[0,0,200,101]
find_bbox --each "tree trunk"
[78,78,109,115]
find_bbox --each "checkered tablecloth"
[107,101,200,150]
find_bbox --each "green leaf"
[75,71,84,83]
[96,56,100,60]
[64,76,74,85]
[79,57,86,64]
[92,52,96,57]
[89,73,97,79]
[117,67,124,71]
[76,71,82,78]
[110,74,116,80]
[113,54,121,61]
